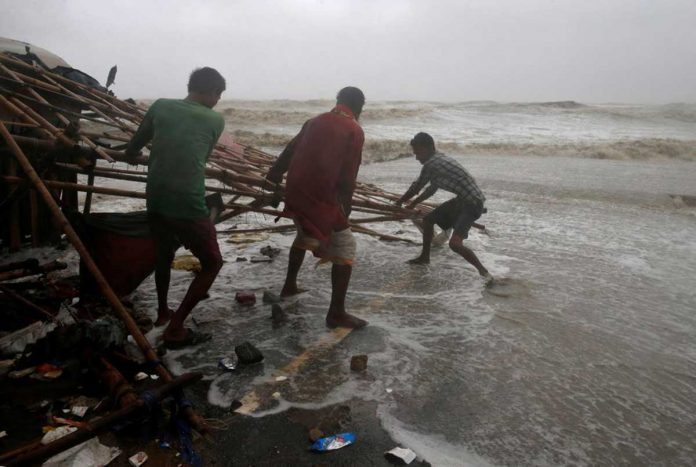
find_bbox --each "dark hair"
[336,86,365,115]
[188,67,226,95]
[410,132,435,150]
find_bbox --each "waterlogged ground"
[48,155,696,465]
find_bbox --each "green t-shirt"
[127,98,225,219]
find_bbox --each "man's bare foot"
[154,308,173,327]
[326,312,368,329]
[407,256,430,265]
[280,286,308,298]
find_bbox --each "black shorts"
[424,198,484,239]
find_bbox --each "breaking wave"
[228,131,696,163]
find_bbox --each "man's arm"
[397,166,433,206]
[407,184,437,209]
[124,101,157,162]
[337,129,364,218]
[266,121,309,185]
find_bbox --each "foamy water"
[215,100,696,162]
[67,150,696,466]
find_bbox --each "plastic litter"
[128,451,148,466]
[272,392,281,399]
[71,406,88,418]
[0,430,6,438]
[385,446,417,464]
[41,426,78,445]
[0,321,56,354]
[386,388,393,393]
[310,432,357,452]
[134,372,149,381]
[226,232,270,244]
[218,356,238,371]
[275,375,288,382]
[42,437,121,467]
[235,291,256,306]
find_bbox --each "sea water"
[32,100,696,465]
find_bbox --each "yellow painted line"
[236,274,410,415]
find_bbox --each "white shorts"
[293,223,356,265]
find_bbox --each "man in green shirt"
[126,67,226,348]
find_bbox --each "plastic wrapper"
[310,432,356,452]
[218,356,238,371]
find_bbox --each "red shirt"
[268,104,364,241]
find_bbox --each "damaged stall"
[0,39,466,464]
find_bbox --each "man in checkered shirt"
[397,132,493,283]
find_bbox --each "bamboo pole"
[2,176,147,199]
[0,285,58,322]
[0,260,66,282]
[29,189,39,246]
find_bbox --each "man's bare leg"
[163,258,223,342]
[448,234,490,277]
[326,263,367,329]
[408,219,434,264]
[154,246,175,326]
[281,246,308,297]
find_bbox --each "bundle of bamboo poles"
[0,50,436,248]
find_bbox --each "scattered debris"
[311,432,356,452]
[227,232,271,244]
[236,256,248,262]
[262,290,282,304]
[260,245,282,258]
[43,437,122,467]
[134,371,149,381]
[235,291,256,306]
[70,406,88,418]
[386,388,393,394]
[271,303,287,324]
[0,430,6,439]
[229,400,243,412]
[275,375,288,382]
[250,255,272,263]
[0,321,56,354]
[41,425,78,445]
[128,451,148,466]
[171,255,202,272]
[350,355,368,372]
[385,446,417,465]
[235,341,264,364]
[218,356,239,371]
[272,391,281,399]
[9,366,36,379]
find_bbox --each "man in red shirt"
[266,87,367,329]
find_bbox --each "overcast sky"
[2,0,695,103]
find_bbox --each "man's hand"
[124,149,141,165]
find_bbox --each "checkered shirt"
[408,152,485,205]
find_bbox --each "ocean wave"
[218,105,426,126]
[228,131,696,163]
